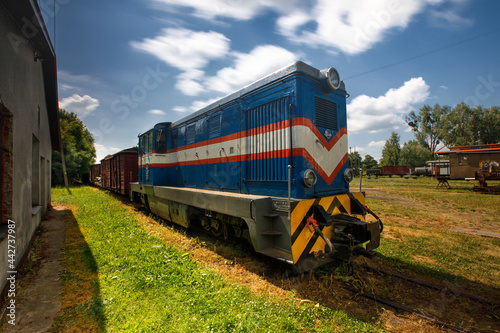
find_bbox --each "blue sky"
[41,0,500,162]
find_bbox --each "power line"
[344,27,500,81]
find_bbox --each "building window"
[459,154,469,166]
[0,105,13,224]
[32,135,40,206]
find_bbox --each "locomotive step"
[261,230,282,236]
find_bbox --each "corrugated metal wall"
[245,97,288,182]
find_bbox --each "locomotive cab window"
[186,124,196,145]
[148,132,153,153]
[170,130,178,149]
[155,129,166,154]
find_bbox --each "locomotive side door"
[206,112,223,190]
[207,105,240,192]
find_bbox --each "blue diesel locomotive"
[130,61,382,272]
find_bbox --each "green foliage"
[439,103,500,146]
[363,154,378,169]
[400,140,434,167]
[406,104,448,153]
[52,109,96,185]
[348,151,362,169]
[379,131,401,166]
[406,102,500,150]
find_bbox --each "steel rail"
[344,284,474,333]
[358,264,500,307]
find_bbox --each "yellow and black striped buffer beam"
[290,192,366,264]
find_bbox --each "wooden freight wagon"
[436,143,500,180]
[100,147,138,195]
[89,164,101,186]
[381,165,411,177]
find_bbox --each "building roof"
[436,143,500,155]
[0,0,60,149]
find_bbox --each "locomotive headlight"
[302,169,317,187]
[324,67,341,91]
[344,168,354,183]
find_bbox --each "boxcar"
[101,147,138,195]
[89,163,101,186]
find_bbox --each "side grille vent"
[208,114,221,139]
[246,97,288,181]
[315,97,337,130]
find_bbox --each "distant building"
[0,1,60,294]
[436,143,500,179]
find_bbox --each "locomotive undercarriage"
[129,183,382,272]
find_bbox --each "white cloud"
[58,70,97,86]
[175,69,206,96]
[347,77,430,133]
[148,109,167,115]
[130,28,230,70]
[172,45,297,111]
[94,144,121,162]
[131,27,297,97]
[150,0,459,55]
[151,0,291,21]
[59,94,100,119]
[368,140,386,148]
[173,97,221,113]
[58,83,80,92]
[57,70,107,93]
[278,0,438,55]
[204,45,297,94]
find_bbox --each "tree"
[400,140,434,167]
[363,154,378,170]
[349,151,362,170]
[405,104,449,153]
[439,103,500,146]
[52,109,96,185]
[380,131,401,166]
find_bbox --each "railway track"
[132,200,499,332]
[344,264,500,333]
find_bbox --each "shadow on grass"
[52,209,106,332]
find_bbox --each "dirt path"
[0,206,66,333]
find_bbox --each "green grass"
[358,176,500,292]
[51,187,383,332]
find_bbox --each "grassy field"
[361,177,500,291]
[48,177,500,332]
[50,187,383,332]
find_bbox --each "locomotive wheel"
[201,217,211,232]
[211,219,224,237]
